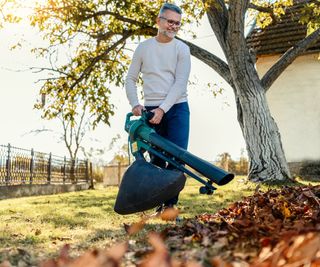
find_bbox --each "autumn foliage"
[164,185,320,266]
[1,185,320,267]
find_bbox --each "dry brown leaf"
[124,219,146,235]
[148,232,167,254]
[0,261,12,267]
[251,233,320,267]
[285,232,320,264]
[311,258,320,267]
[59,244,70,263]
[183,261,203,267]
[211,256,233,267]
[35,229,42,236]
[171,259,203,267]
[39,241,127,267]
[67,250,100,267]
[160,208,179,221]
[106,242,128,262]
[39,259,58,267]
[139,232,170,267]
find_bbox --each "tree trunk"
[234,79,291,182]
[189,40,292,182]
[222,3,292,182]
[70,158,76,184]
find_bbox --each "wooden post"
[47,153,52,184]
[63,156,66,184]
[85,160,89,183]
[5,143,11,185]
[89,162,94,189]
[70,159,76,184]
[30,148,34,184]
[74,159,78,184]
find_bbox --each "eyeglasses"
[159,16,181,27]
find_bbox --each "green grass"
[0,177,319,265]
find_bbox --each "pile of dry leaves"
[1,185,319,267]
[163,184,320,266]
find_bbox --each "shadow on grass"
[39,212,90,228]
[30,194,117,208]
[0,231,45,248]
[261,179,306,188]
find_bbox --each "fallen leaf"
[0,261,12,267]
[160,208,179,221]
[211,256,233,267]
[124,219,146,235]
[35,229,42,236]
[139,232,169,267]
[106,242,128,261]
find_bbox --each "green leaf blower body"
[114,112,234,215]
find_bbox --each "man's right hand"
[132,104,145,116]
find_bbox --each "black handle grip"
[142,110,154,121]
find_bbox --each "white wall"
[257,54,320,161]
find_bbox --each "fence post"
[30,148,34,184]
[70,159,76,184]
[63,156,66,184]
[74,159,78,184]
[5,143,11,185]
[47,152,52,184]
[89,162,94,189]
[117,162,121,186]
[85,160,89,183]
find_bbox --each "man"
[125,3,191,212]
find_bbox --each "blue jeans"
[145,102,190,206]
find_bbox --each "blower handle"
[125,110,154,127]
[141,110,155,121]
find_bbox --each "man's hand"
[149,108,165,124]
[132,104,144,116]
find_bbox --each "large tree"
[24,0,320,182]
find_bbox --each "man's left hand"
[149,108,165,124]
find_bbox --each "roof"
[246,0,320,56]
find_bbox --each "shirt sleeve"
[159,45,191,113]
[125,45,142,108]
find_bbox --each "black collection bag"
[114,159,186,215]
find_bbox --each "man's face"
[157,10,181,39]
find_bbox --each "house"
[247,0,320,178]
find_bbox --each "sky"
[0,11,246,164]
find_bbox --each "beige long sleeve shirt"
[125,37,191,113]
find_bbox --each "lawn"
[0,176,318,266]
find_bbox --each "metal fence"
[0,144,92,186]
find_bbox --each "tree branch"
[176,37,233,87]
[69,121,73,153]
[67,31,132,94]
[102,27,157,40]
[75,106,87,149]
[204,0,229,53]
[248,3,277,23]
[227,0,249,42]
[30,66,74,78]
[248,3,273,14]
[60,115,73,159]
[262,28,320,91]
[82,10,148,28]
[73,108,86,159]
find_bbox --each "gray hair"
[159,3,182,16]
